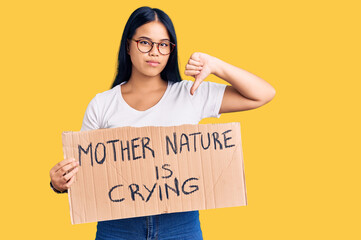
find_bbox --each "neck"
[126,69,167,92]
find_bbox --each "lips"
[146,60,160,67]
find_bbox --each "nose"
[149,43,160,56]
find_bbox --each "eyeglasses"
[131,38,175,55]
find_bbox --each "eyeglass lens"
[137,39,173,55]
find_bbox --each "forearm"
[212,57,276,102]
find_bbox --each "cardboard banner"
[62,122,247,224]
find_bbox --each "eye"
[160,42,169,47]
[139,40,151,45]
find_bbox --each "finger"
[64,175,77,189]
[188,59,203,67]
[53,158,76,172]
[184,70,201,76]
[190,79,203,95]
[185,64,203,71]
[190,52,201,61]
[57,161,79,176]
[55,159,78,175]
[63,166,79,181]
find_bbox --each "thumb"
[190,72,207,95]
[190,68,209,95]
[190,78,202,96]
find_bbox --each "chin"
[139,72,160,78]
[142,68,165,77]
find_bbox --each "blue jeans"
[95,210,203,240]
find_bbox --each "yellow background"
[1,0,360,239]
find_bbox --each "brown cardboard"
[62,122,247,224]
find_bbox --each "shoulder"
[168,80,201,94]
[91,85,120,106]
[169,80,226,94]
[170,80,225,88]
[94,85,119,100]
[85,85,120,116]
[81,86,120,130]
[168,80,227,98]
[169,80,193,88]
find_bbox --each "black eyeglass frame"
[131,39,176,55]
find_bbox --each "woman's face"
[128,21,171,78]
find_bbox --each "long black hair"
[111,7,181,89]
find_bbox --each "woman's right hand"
[49,158,79,192]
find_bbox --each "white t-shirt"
[80,80,226,131]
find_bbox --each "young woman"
[49,6,275,240]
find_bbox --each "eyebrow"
[138,36,170,41]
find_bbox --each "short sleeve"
[80,96,100,131]
[188,80,227,119]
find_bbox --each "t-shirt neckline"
[117,81,171,113]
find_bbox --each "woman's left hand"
[184,52,217,95]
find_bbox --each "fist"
[184,52,216,95]
[49,158,79,192]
